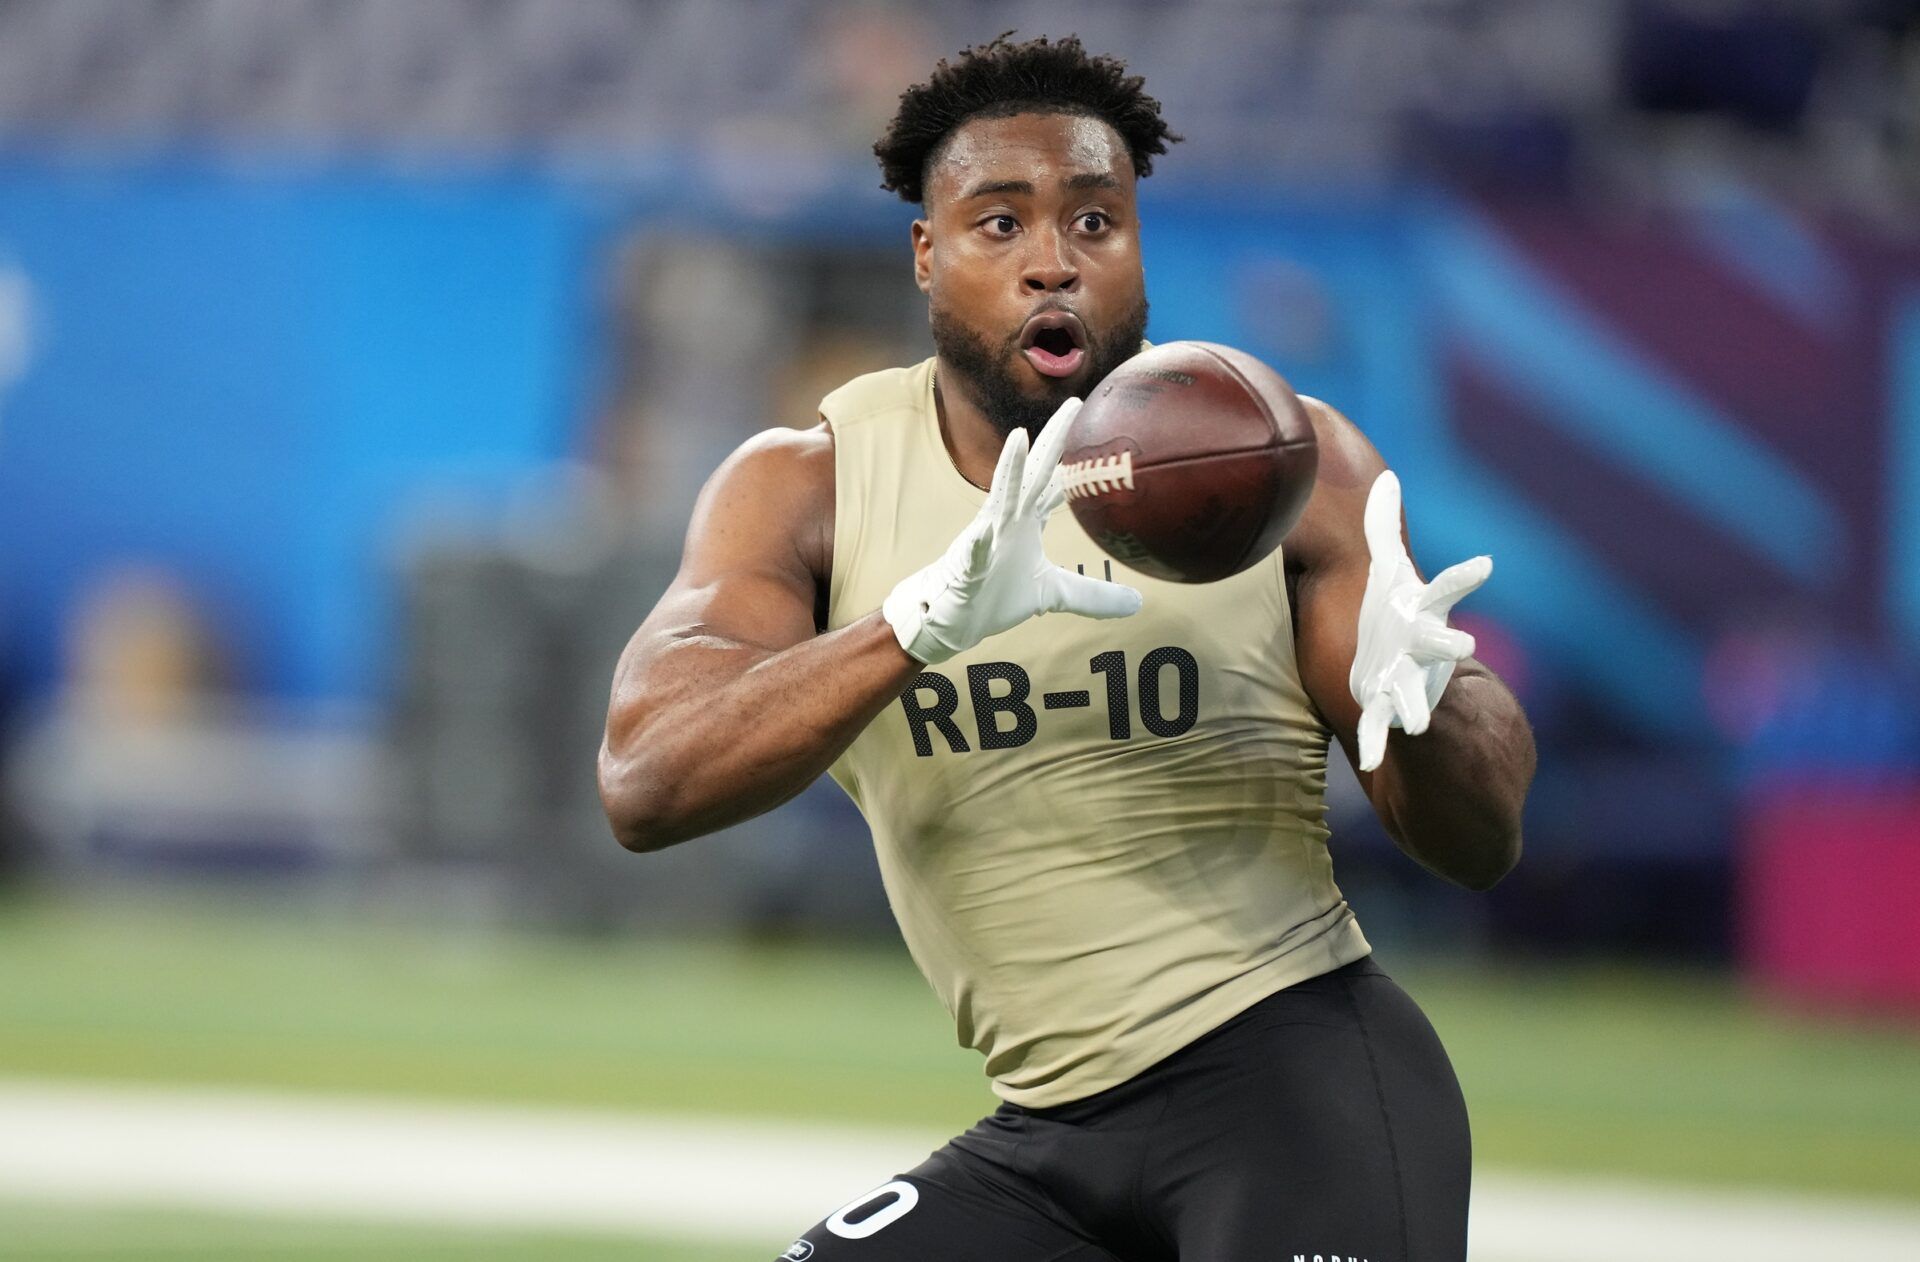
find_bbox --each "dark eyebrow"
[960,172,1120,201]
[963,178,1034,200]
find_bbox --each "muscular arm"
[1288,399,1536,890]
[596,424,919,852]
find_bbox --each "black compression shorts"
[778,956,1469,1262]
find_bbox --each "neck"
[932,356,1014,490]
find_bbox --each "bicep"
[1287,398,1396,782]
[1293,550,1369,776]
[607,430,828,721]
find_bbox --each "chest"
[857,509,1304,763]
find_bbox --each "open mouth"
[1019,310,1088,379]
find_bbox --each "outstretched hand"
[1347,471,1490,772]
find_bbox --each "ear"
[911,219,932,294]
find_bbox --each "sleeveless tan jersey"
[822,357,1370,1108]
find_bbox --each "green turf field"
[2,887,1917,1259]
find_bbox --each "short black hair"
[875,33,1180,205]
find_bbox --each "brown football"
[1060,341,1318,584]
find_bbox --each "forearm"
[598,612,917,851]
[1368,662,1535,890]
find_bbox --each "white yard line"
[2,1078,1917,1260]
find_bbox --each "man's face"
[914,111,1149,437]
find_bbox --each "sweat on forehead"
[922,111,1133,205]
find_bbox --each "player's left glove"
[1348,470,1490,773]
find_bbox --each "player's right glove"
[883,398,1143,665]
[1348,470,1490,773]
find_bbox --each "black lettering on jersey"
[1089,650,1131,741]
[898,646,1204,756]
[900,672,968,757]
[967,661,1038,751]
[1138,646,1201,737]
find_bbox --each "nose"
[1021,228,1079,293]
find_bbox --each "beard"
[930,294,1150,439]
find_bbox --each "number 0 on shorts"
[825,1180,920,1239]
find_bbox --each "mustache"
[929,292,1149,440]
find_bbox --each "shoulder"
[691,422,835,580]
[1285,395,1386,574]
[729,420,834,471]
[1299,396,1384,489]
[706,422,834,502]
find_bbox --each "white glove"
[883,398,1143,665]
[1349,470,1490,772]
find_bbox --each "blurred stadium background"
[1,0,1918,1257]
